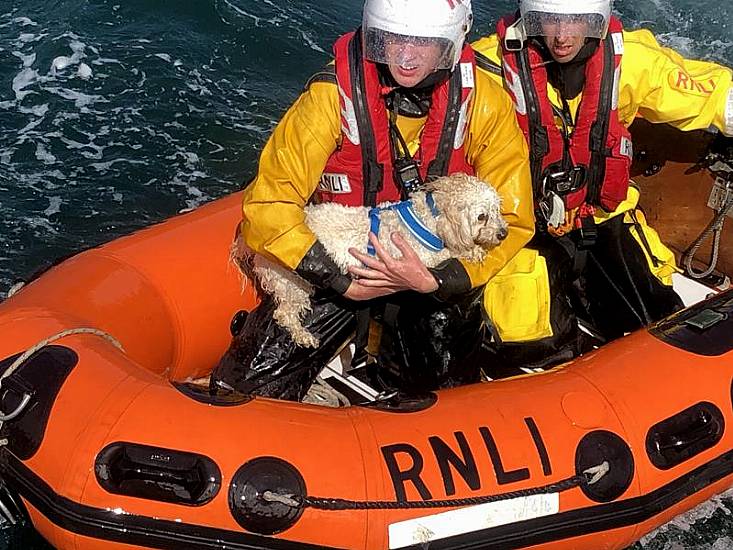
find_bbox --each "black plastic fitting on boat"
[95,442,222,506]
[228,456,306,535]
[650,289,733,356]
[646,402,725,470]
[0,345,78,460]
[230,310,249,337]
[575,430,635,503]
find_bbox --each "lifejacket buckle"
[538,190,565,228]
[543,165,587,195]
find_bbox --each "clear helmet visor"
[523,11,608,39]
[363,28,456,71]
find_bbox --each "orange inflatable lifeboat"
[0,122,731,550]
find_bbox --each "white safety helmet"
[519,0,611,39]
[362,0,473,70]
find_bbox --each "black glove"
[428,258,472,301]
[294,240,351,294]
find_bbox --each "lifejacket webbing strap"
[586,34,616,206]
[474,51,503,76]
[427,67,463,180]
[517,48,549,195]
[348,32,383,207]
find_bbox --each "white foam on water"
[640,488,733,546]
[221,0,262,26]
[17,116,44,134]
[42,169,66,182]
[12,51,36,67]
[77,63,92,79]
[19,103,48,117]
[12,68,39,100]
[43,86,107,109]
[23,216,58,235]
[51,55,73,73]
[0,148,14,165]
[43,196,62,217]
[713,537,733,549]
[299,30,326,53]
[154,53,172,63]
[89,158,149,173]
[91,57,122,66]
[34,142,57,164]
[12,16,37,27]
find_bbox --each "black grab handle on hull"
[95,442,222,506]
[646,402,725,470]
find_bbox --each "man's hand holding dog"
[345,232,439,300]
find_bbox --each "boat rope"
[262,461,609,511]
[0,328,124,437]
[682,189,733,280]
[5,281,24,299]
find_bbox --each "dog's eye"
[477,213,488,222]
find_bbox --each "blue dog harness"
[367,193,443,255]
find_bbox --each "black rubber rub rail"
[2,448,733,549]
[0,451,342,550]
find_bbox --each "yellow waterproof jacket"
[472,29,733,136]
[241,65,534,290]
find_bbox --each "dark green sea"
[0,0,732,548]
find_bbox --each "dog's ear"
[431,175,474,253]
[436,199,476,254]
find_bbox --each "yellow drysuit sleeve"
[240,81,340,270]
[618,29,733,135]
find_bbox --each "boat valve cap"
[229,456,306,535]
[575,430,634,503]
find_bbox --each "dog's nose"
[497,227,508,241]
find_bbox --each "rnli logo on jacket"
[669,70,717,95]
[319,173,352,194]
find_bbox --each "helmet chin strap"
[377,64,451,118]
[413,68,451,90]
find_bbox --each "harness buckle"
[543,165,587,195]
[576,206,597,248]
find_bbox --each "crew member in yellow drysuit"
[211,0,534,400]
[473,0,733,369]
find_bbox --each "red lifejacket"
[317,31,476,207]
[497,16,633,212]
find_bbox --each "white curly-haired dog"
[241,173,508,348]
